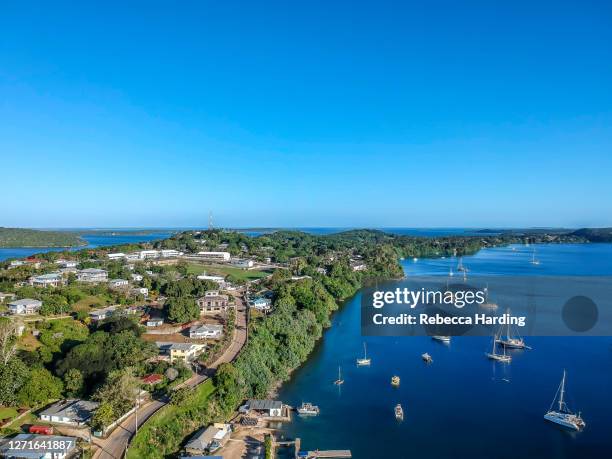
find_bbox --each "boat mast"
[559,370,566,412]
[363,342,367,359]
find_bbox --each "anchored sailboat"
[356,342,371,366]
[496,311,530,349]
[395,404,404,420]
[544,370,585,430]
[531,248,541,265]
[457,257,467,272]
[334,366,344,385]
[486,335,511,363]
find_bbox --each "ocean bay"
[277,243,612,458]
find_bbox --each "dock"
[307,450,352,458]
[293,438,352,458]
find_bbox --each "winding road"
[93,294,248,459]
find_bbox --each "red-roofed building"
[141,374,163,385]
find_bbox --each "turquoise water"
[0,232,172,262]
[277,244,612,458]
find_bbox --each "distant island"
[0,227,85,247]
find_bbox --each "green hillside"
[0,227,85,247]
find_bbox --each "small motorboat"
[297,402,320,416]
[395,404,404,420]
[422,353,433,363]
[391,375,400,387]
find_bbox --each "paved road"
[93,294,248,459]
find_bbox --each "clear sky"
[1,1,611,228]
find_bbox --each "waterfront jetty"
[293,438,352,458]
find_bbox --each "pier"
[306,450,352,458]
[293,438,352,458]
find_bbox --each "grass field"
[126,379,216,459]
[0,407,18,420]
[186,263,270,282]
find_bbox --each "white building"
[250,297,272,311]
[107,253,126,260]
[160,249,183,258]
[240,399,283,417]
[189,324,223,339]
[39,399,99,426]
[196,274,226,284]
[131,287,149,297]
[29,272,64,288]
[56,259,78,268]
[89,305,117,321]
[184,423,232,455]
[146,318,164,327]
[125,253,141,262]
[156,342,206,363]
[109,279,129,288]
[139,250,160,260]
[8,298,42,315]
[131,273,143,282]
[77,268,108,283]
[0,434,77,459]
[232,259,254,268]
[196,251,231,262]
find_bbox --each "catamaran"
[496,312,530,349]
[544,370,585,430]
[395,404,404,420]
[334,366,344,385]
[297,402,320,416]
[486,335,511,363]
[356,342,371,366]
[432,335,451,343]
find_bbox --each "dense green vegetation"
[0,227,84,248]
[126,379,216,458]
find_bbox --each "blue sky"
[1,1,611,228]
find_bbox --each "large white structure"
[189,324,224,339]
[196,274,225,284]
[77,268,108,283]
[160,249,183,258]
[89,305,118,321]
[8,298,42,315]
[107,252,126,260]
[196,251,231,262]
[232,259,254,268]
[39,399,99,426]
[139,250,160,260]
[29,272,64,288]
[109,279,129,288]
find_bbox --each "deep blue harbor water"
[277,244,612,458]
[0,232,172,262]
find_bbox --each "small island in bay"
[0,227,86,248]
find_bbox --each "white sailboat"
[531,248,541,265]
[356,342,371,366]
[496,312,530,349]
[457,257,467,272]
[486,335,511,363]
[334,366,344,385]
[544,370,585,430]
